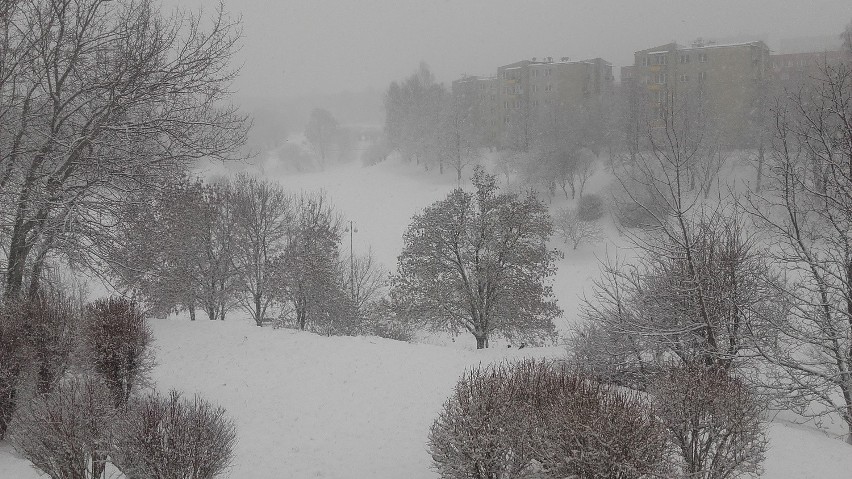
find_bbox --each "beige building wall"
[632,41,770,145]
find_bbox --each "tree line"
[109,173,387,335]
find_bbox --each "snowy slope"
[3,319,850,479]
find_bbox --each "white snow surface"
[1,156,851,477]
[2,319,851,479]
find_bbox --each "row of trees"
[572,51,852,444]
[110,173,386,334]
[384,63,481,181]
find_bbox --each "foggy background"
[163,0,852,155]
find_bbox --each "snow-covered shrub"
[23,292,78,394]
[9,376,117,479]
[113,390,236,479]
[577,193,605,221]
[651,365,767,479]
[553,207,604,250]
[428,360,667,479]
[83,297,153,408]
[610,171,671,229]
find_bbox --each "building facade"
[631,40,771,145]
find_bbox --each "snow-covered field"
[2,155,851,478]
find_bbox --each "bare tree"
[0,0,248,301]
[345,248,388,317]
[553,207,604,250]
[305,108,339,162]
[231,174,292,326]
[572,99,779,389]
[279,192,347,332]
[745,59,852,444]
[391,167,560,349]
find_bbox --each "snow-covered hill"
[3,319,851,478]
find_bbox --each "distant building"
[770,50,849,87]
[630,40,771,146]
[451,75,499,147]
[493,57,613,149]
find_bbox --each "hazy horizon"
[167,0,851,101]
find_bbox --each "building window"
[504,116,509,124]
[655,73,667,84]
[545,68,552,76]
[656,90,666,104]
[642,56,649,67]
[655,54,667,65]
[680,54,690,64]
[504,101,509,109]
[545,83,553,92]
[532,84,538,93]
[698,52,708,63]
[680,73,689,82]
[699,71,707,82]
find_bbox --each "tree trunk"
[5,226,30,299]
[254,293,263,326]
[755,143,765,192]
[0,374,19,440]
[475,334,488,349]
[189,304,196,321]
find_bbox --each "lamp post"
[344,220,357,299]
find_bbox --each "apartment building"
[495,57,613,149]
[451,75,499,146]
[631,40,771,145]
[770,49,849,87]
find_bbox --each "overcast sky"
[170,0,852,100]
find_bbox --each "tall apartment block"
[451,75,499,147]
[630,40,771,145]
[451,57,614,150]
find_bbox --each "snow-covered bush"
[651,365,767,479]
[428,360,667,479]
[577,193,605,221]
[9,376,117,479]
[23,292,78,394]
[553,207,604,250]
[113,390,236,479]
[83,297,153,408]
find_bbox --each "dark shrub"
[24,292,78,394]
[114,390,237,479]
[83,297,153,408]
[0,300,26,439]
[9,376,116,479]
[428,360,668,478]
[651,365,767,479]
[577,193,605,221]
